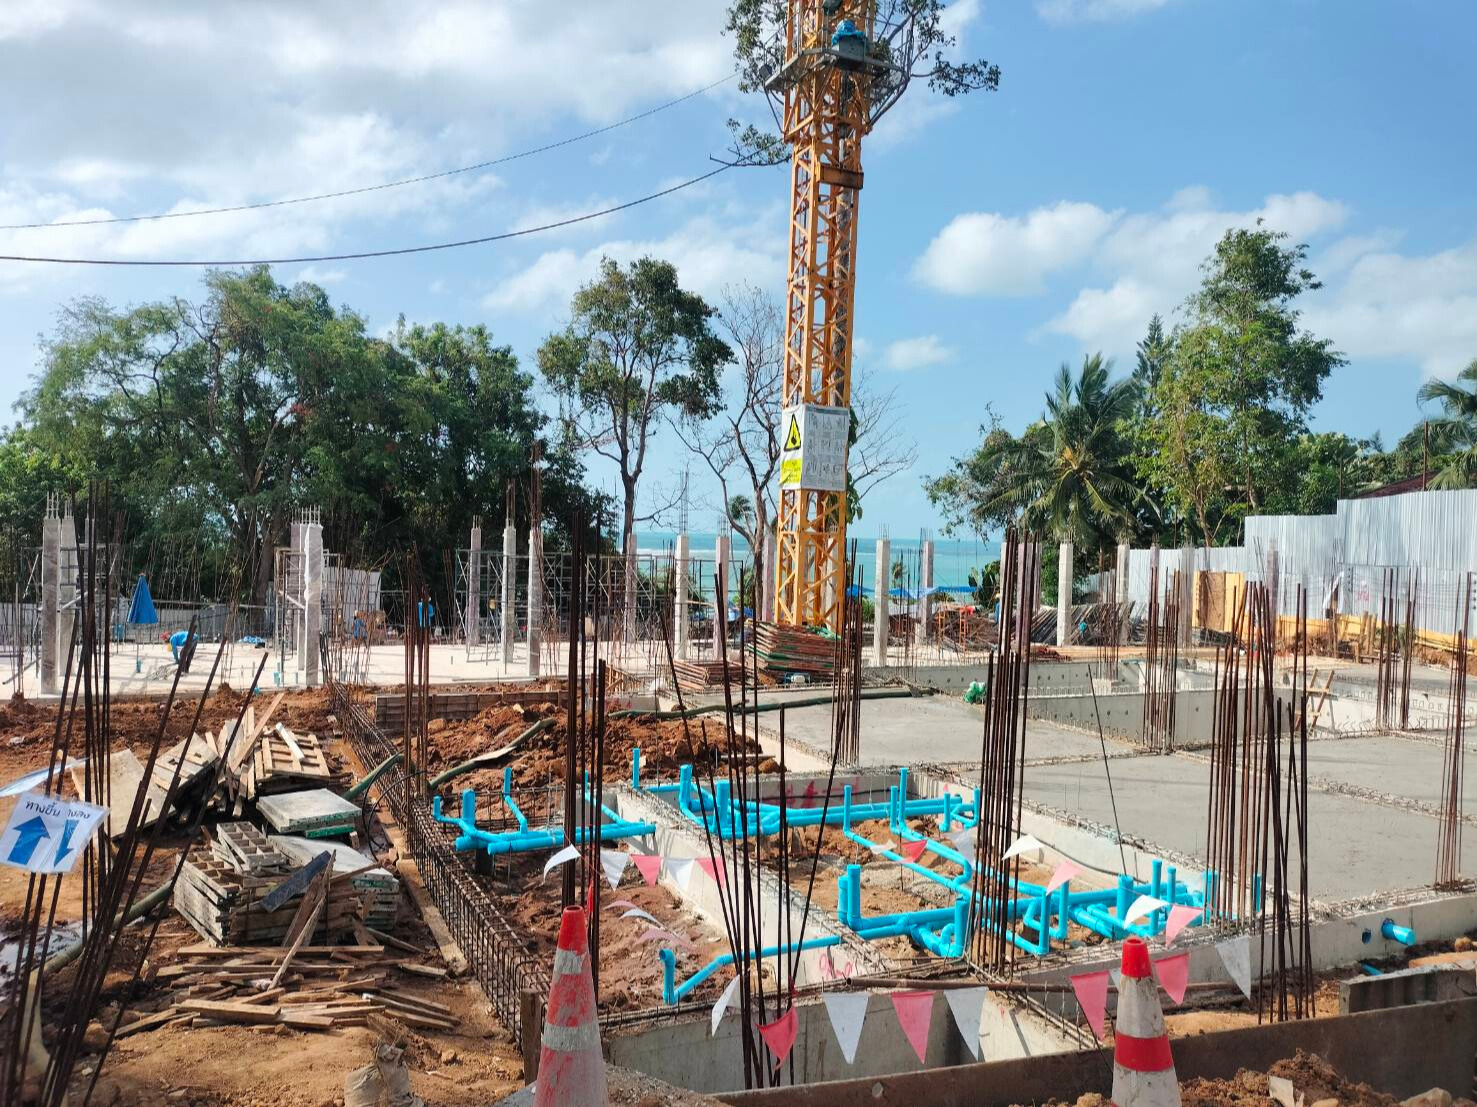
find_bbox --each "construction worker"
[168,628,197,673]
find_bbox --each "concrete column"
[918,538,935,644]
[674,533,690,661]
[39,510,60,694]
[1056,540,1074,647]
[1149,542,1162,638]
[300,517,322,687]
[1115,541,1131,645]
[873,537,890,665]
[465,518,482,646]
[622,531,638,644]
[1264,541,1280,644]
[57,508,76,683]
[526,525,542,678]
[500,523,516,671]
[1179,542,1195,647]
[713,534,730,650]
[761,529,777,624]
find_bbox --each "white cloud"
[1036,0,1175,24]
[1045,189,1349,352]
[912,201,1119,296]
[883,335,955,371]
[294,266,346,286]
[483,208,786,315]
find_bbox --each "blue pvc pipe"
[661,935,841,1005]
[1381,919,1417,946]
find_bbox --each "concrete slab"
[1303,734,1477,808]
[1021,752,1467,900]
[752,694,1118,767]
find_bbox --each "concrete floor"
[1303,734,1477,808]
[1022,752,1460,900]
[748,692,1116,766]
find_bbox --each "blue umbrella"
[127,574,158,624]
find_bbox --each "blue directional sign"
[0,792,108,874]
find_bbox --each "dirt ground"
[423,700,758,794]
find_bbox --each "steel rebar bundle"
[1435,573,1470,889]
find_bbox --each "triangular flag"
[1001,834,1044,861]
[600,849,631,889]
[620,907,660,926]
[667,858,696,892]
[637,927,694,950]
[632,854,663,886]
[1164,904,1203,944]
[1070,970,1110,1041]
[757,1008,799,1071]
[1269,1075,1297,1107]
[899,840,928,864]
[943,987,987,1060]
[1122,894,1168,926]
[866,840,896,855]
[1109,968,1122,990]
[1218,935,1253,998]
[822,992,870,1064]
[1044,859,1083,895]
[890,991,935,1064]
[696,857,726,888]
[712,976,740,1037]
[947,826,975,853]
[542,843,579,880]
[606,899,638,912]
[1154,952,1191,1005]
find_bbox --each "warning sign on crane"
[778,403,849,492]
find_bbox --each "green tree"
[1141,224,1345,544]
[927,355,1141,560]
[538,257,731,634]
[1413,359,1477,489]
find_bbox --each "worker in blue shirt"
[169,629,197,672]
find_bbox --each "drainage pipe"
[661,934,842,1005]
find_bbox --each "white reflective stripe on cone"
[1112,1064,1181,1107]
[1115,978,1166,1039]
[552,949,586,977]
[542,1019,601,1053]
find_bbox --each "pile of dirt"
[1180,1051,1401,1107]
[423,702,759,788]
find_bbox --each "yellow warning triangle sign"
[783,414,802,451]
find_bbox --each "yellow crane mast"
[772,1,877,632]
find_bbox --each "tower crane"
[758,0,997,630]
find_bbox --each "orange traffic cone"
[1112,936,1180,1107]
[534,907,609,1107]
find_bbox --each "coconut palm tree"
[1415,359,1477,489]
[973,354,1143,551]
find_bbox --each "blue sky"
[1,0,1474,540]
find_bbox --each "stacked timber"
[173,848,362,945]
[120,944,453,1036]
[751,621,837,678]
[671,658,742,691]
[272,835,399,932]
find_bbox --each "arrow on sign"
[7,816,51,867]
[52,818,80,867]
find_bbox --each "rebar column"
[1057,540,1074,647]
[501,520,517,672]
[301,515,322,687]
[919,536,935,644]
[1116,540,1131,645]
[526,523,542,679]
[873,536,890,665]
[761,529,778,624]
[39,506,60,695]
[1179,542,1195,647]
[466,517,482,647]
[674,533,690,661]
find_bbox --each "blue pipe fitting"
[1381,918,1416,946]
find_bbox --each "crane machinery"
[765,1,942,632]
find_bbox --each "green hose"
[341,752,403,802]
[427,717,555,789]
[608,686,916,721]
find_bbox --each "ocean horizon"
[635,529,999,592]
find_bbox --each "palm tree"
[1415,359,1477,489]
[972,354,1143,550]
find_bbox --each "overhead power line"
[0,73,735,231]
[0,166,740,266]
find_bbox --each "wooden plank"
[114,1007,181,1038]
[177,943,384,959]
[277,1011,335,1030]
[177,999,282,1025]
[261,851,332,913]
